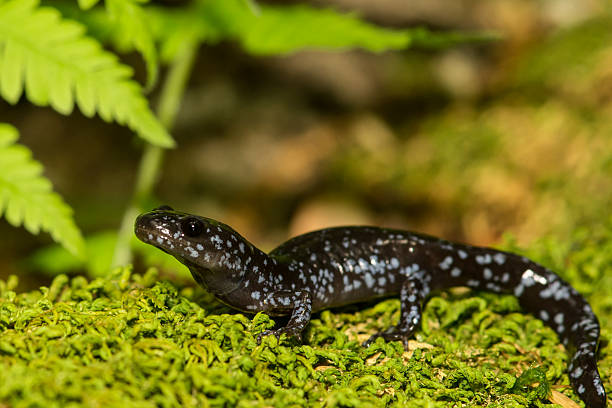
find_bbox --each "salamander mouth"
[134,220,160,246]
[134,223,150,242]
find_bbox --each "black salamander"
[134,206,607,408]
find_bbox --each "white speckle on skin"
[390,258,400,269]
[458,249,468,259]
[186,247,198,258]
[540,310,549,321]
[554,313,564,325]
[521,269,547,286]
[251,291,261,300]
[493,253,506,265]
[439,256,453,270]
[486,282,501,292]
[148,234,153,240]
[475,254,492,265]
[571,367,584,379]
[501,273,510,283]
[539,280,562,299]
[483,268,493,280]
[364,273,375,288]
[196,244,204,251]
[451,268,462,277]
[156,237,164,245]
[577,384,585,394]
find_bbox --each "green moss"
[2,223,612,407]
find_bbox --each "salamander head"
[134,206,252,295]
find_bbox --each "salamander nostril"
[154,205,174,211]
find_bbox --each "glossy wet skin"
[135,206,607,408]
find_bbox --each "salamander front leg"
[364,275,428,349]
[257,291,312,343]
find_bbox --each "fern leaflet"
[0,0,174,147]
[104,0,158,89]
[0,124,85,258]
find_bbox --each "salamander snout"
[133,211,182,246]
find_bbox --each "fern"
[221,2,413,54]
[100,0,158,89]
[0,0,173,147]
[59,0,489,64]
[153,0,494,57]
[0,124,85,258]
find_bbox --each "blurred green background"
[1,0,611,289]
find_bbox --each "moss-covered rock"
[1,223,611,407]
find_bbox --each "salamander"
[134,206,607,408]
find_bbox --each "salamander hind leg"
[257,291,312,343]
[364,274,429,349]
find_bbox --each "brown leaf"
[548,390,580,408]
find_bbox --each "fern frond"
[0,124,85,258]
[104,0,158,89]
[147,0,412,59]
[59,0,492,64]
[0,0,174,148]
[148,0,492,60]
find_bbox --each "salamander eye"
[154,205,174,211]
[181,217,204,237]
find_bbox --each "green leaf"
[0,0,174,147]
[61,0,494,64]
[0,124,85,258]
[27,230,188,278]
[77,0,100,10]
[235,4,413,54]
[105,0,158,89]
[147,0,413,58]
[229,2,497,55]
[27,231,115,276]
[174,0,495,56]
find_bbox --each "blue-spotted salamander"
[134,206,607,408]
